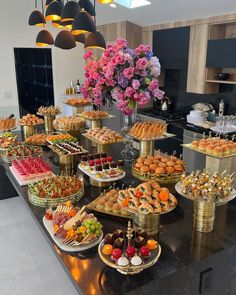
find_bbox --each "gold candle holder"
[139,140,155,157]
[193,200,216,233]
[44,115,55,134]
[133,213,160,236]
[89,177,111,187]
[22,125,37,139]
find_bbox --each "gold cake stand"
[119,198,177,235]
[37,112,61,134]
[20,124,43,140]
[182,143,236,175]
[129,133,176,157]
[175,182,236,233]
[64,103,92,116]
[82,133,123,154]
[78,114,115,129]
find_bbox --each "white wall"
[0,0,85,120]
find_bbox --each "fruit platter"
[43,202,103,252]
[118,181,177,215]
[87,188,132,219]
[0,132,18,149]
[78,153,125,183]
[10,157,54,186]
[1,145,43,164]
[37,105,61,116]
[46,134,77,144]
[175,170,236,205]
[28,175,84,207]
[49,142,88,156]
[25,134,48,146]
[132,153,185,184]
[183,137,236,159]
[98,221,161,275]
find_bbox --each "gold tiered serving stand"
[19,124,43,140]
[175,182,236,232]
[118,198,177,235]
[64,102,92,116]
[182,138,236,175]
[98,221,162,275]
[129,132,176,157]
[82,133,123,154]
[37,112,61,134]
[78,114,115,129]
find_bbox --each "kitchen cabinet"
[186,24,218,94]
[153,27,190,70]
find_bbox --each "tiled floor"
[0,197,79,295]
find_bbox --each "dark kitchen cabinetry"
[153,27,190,70]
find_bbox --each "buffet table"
[2,138,236,295]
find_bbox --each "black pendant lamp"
[72,10,96,35]
[78,0,95,16]
[29,9,46,26]
[36,29,54,46]
[52,19,64,28]
[61,1,80,22]
[28,0,46,26]
[45,0,63,21]
[55,30,76,49]
[46,0,62,8]
[74,33,86,44]
[84,31,106,50]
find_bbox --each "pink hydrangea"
[136,57,148,70]
[83,51,93,60]
[132,79,140,90]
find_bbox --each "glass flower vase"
[121,104,138,164]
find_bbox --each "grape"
[86,228,91,234]
[90,225,95,230]
[95,229,100,235]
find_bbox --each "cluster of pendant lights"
[28,0,106,50]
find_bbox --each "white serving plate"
[43,217,103,252]
[9,166,55,186]
[78,164,126,182]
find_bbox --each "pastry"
[129,121,167,140]
[25,134,47,145]
[0,117,16,130]
[53,116,85,130]
[18,114,44,126]
[80,110,109,120]
[65,97,91,106]
[38,106,60,115]
[86,127,123,144]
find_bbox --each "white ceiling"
[95,0,236,27]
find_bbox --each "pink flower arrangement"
[82,38,164,114]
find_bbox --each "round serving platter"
[175,182,236,206]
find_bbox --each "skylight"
[114,0,151,9]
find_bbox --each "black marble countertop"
[2,141,236,295]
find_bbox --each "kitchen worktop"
[1,138,236,295]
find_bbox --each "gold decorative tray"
[78,114,115,121]
[28,189,84,208]
[132,165,183,184]
[182,143,236,159]
[37,112,61,117]
[87,191,132,219]
[82,133,123,146]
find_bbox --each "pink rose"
[123,67,134,80]
[136,57,148,70]
[125,87,135,98]
[148,79,159,91]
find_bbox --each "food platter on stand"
[175,182,236,206]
